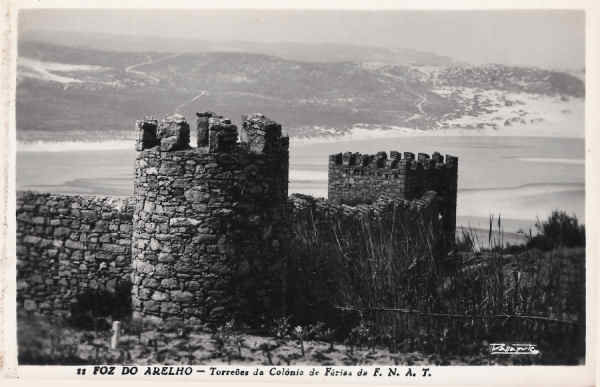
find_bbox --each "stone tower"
[328,151,458,245]
[131,112,289,325]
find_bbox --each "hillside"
[20,29,457,66]
[16,41,585,141]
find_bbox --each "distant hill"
[431,64,585,97]
[16,40,585,141]
[20,29,456,66]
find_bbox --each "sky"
[19,9,585,69]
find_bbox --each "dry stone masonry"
[16,110,463,326]
[132,113,289,325]
[16,192,134,317]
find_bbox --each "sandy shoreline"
[17,127,584,152]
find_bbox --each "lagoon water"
[17,136,585,236]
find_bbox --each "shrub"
[211,319,235,358]
[455,226,478,252]
[292,326,306,357]
[346,319,373,352]
[271,316,292,341]
[18,312,86,365]
[527,211,585,251]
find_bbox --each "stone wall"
[16,191,134,317]
[15,111,464,327]
[132,113,289,325]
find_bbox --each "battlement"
[328,151,458,170]
[136,112,288,155]
[328,150,458,205]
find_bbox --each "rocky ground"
[17,312,559,366]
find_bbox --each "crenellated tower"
[132,112,289,325]
[328,150,458,244]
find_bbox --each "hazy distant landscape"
[16,25,586,232]
[17,33,584,142]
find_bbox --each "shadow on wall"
[69,279,132,331]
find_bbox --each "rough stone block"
[152,291,169,301]
[24,299,37,312]
[23,235,42,245]
[158,253,174,263]
[157,115,190,151]
[65,240,85,250]
[208,118,238,152]
[158,162,182,175]
[241,113,282,153]
[159,303,179,315]
[155,264,170,277]
[161,278,178,289]
[149,238,160,251]
[184,188,205,203]
[80,210,97,220]
[143,300,160,313]
[169,217,201,227]
[172,291,193,302]
[102,243,125,254]
[195,112,214,147]
[136,119,159,151]
[32,216,46,225]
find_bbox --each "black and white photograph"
[3,1,596,381]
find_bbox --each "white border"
[1,1,598,386]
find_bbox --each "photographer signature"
[489,343,540,355]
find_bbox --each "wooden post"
[111,321,121,349]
